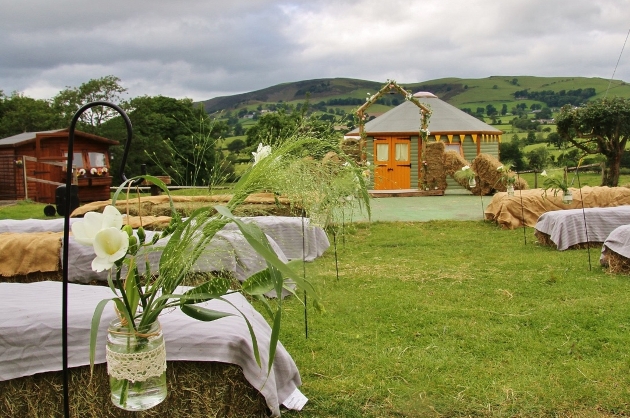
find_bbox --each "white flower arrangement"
[90,167,97,175]
[103,167,108,173]
[454,165,477,182]
[78,168,86,176]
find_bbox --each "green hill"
[200,76,630,115]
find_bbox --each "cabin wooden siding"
[0,150,18,200]
[462,136,477,161]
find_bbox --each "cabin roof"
[0,129,119,148]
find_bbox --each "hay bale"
[471,154,504,195]
[341,138,361,162]
[534,230,601,250]
[0,362,269,418]
[606,249,630,275]
[472,154,530,196]
[534,230,555,248]
[443,150,472,190]
[71,194,294,219]
[424,141,447,190]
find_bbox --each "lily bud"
[137,227,146,244]
[122,224,133,237]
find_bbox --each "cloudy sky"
[1,0,629,102]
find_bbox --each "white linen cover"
[535,206,630,250]
[222,216,330,261]
[0,281,305,416]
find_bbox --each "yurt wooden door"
[373,137,411,189]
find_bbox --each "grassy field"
[278,221,630,417]
[3,194,630,416]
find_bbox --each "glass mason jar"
[468,178,476,188]
[106,319,167,411]
[507,185,515,196]
[562,190,573,205]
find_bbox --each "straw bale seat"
[601,225,630,274]
[534,206,630,250]
[0,282,307,417]
[485,186,630,229]
[0,217,329,285]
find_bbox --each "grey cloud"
[1,0,629,101]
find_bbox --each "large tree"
[556,97,630,186]
[53,75,127,134]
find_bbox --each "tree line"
[512,88,597,107]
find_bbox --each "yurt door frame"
[373,136,411,190]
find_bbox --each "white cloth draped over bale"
[535,206,630,250]
[0,281,307,416]
[485,186,630,229]
[0,216,330,286]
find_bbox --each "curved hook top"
[67,101,137,186]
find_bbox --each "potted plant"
[541,170,573,204]
[454,165,477,188]
[496,164,516,196]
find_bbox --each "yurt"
[346,92,503,191]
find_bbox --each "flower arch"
[355,80,431,161]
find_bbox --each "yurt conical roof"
[347,92,502,137]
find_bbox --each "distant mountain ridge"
[200,76,630,114]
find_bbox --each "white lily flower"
[541,170,547,177]
[252,143,272,166]
[462,165,470,171]
[71,205,123,246]
[497,165,504,171]
[91,227,130,272]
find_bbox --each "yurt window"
[395,143,409,161]
[444,143,463,156]
[376,143,389,161]
[88,152,108,168]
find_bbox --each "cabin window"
[444,143,463,156]
[88,152,107,168]
[376,144,389,162]
[62,151,85,168]
[395,143,409,161]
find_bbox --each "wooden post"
[22,155,28,200]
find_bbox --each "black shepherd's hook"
[62,101,135,418]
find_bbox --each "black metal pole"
[63,102,133,418]
[517,172,527,245]
[575,169,592,271]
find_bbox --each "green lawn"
[3,198,630,416]
[279,221,630,417]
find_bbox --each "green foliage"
[526,146,549,171]
[499,136,526,171]
[102,95,223,186]
[245,102,341,148]
[556,97,630,186]
[0,92,59,137]
[52,75,127,134]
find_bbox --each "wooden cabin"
[346,92,503,192]
[0,129,118,204]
